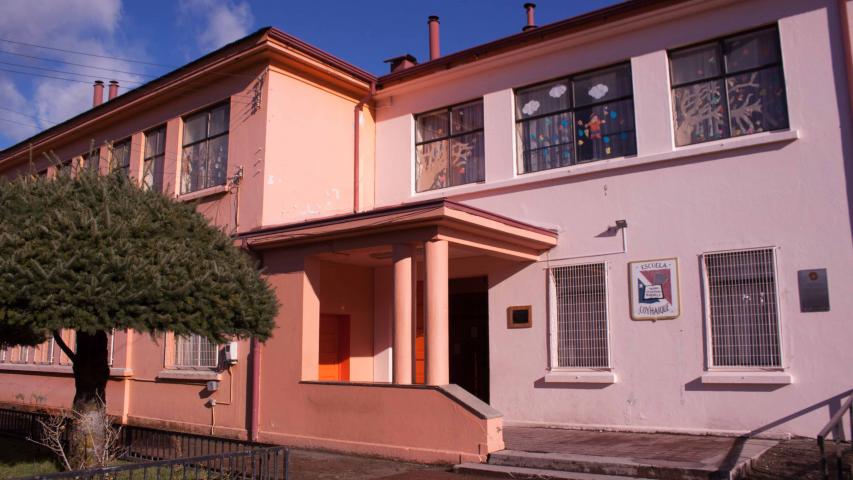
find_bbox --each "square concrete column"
[392,244,414,384]
[425,239,449,385]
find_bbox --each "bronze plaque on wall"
[798,268,829,312]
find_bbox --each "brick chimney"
[108,80,119,100]
[523,3,537,31]
[384,54,418,73]
[92,80,104,107]
[428,16,440,60]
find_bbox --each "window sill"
[544,370,616,384]
[0,363,133,378]
[177,184,229,202]
[410,129,799,201]
[157,369,221,382]
[701,371,792,385]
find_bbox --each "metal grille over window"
[111,139,131,177]
[515,63,636,174]
[552,263,609,368]
[143,126,166,192]
[175,335,218,368]
[414,100,485,192]
[704,248,781,368]
[181,103,229,194]
[669,26,788,146]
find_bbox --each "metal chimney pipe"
[523,3,537,31]
[92,80,104,107]
[108,80,119,100]
[428,16,440,60]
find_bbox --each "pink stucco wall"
[373,0,853,438]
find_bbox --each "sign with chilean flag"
[629,258,680,320]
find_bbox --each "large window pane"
[517,112,573,173]
[416,110,449,143]
[727,66,788,137]
[181,104,229,193]
[448,131,485,186]
[669,43,722,86]
[672,80,728,146]
[181,142,207,194]
[112,140,131,176]
[724,28,780,74]
[572,63,632,108]
[207,134,229,187]
[669,26,787,146]
[183,112,207,146]
[209,105,230,137]
[575,99,635,162]
[143,155,164,192]
[414,99,484,192]
[516,80,570,119]
[451,101,483,134]
[416,139,449,192]
[145,127,166,157]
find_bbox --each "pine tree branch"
[53,330,76,363]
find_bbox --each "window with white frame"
[703,248,782,368]
[174,334,218,368]
[181,103,229,194]
[550,263,610,368]
[0,330,115,366]
[414,100,485,193]
[669,26,788,147]
[515,63,636,174]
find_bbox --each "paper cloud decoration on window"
[549,84,567,98]
[521,100,541,116]
[588,83,609,100]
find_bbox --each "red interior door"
[319,314,350,381]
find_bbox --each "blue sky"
[0,0,621,149]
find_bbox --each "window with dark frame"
[414,100,484,193]
[515,63,636,174]
[669,26,788,147]
[83,150,99,172]
[143,126,166,192]
[181,103,229,194]
[111,138,131,177]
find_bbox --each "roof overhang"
[237,199,558,262]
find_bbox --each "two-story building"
[1,0,853,465]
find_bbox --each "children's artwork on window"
[669,26,788,146]
[415,100,484,192]
[673,80,728,146]
[515,63,635,173]
[727,67,787,137]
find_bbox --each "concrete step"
[487,449,730,480]
[454,462,655,480]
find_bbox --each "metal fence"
[19,446,288,480]
[0,407,289,480]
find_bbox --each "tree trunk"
[69,330,111,469]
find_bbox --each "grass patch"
[0,435,61,479]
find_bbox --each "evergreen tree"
[0,167,278,468]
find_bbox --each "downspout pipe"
[840,0,853,123]
[242,238,263,443]
[353,81,376,213]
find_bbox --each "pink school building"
[2,0,853,464]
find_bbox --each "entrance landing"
[456,426,778,479]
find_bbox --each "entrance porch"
[241,199,557,463]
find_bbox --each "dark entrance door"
[449,276,489,403]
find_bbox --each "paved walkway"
[280,434,849,479]
[503,425,776,469]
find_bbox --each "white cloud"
[0,0,151,147]
[179,0,254,53]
